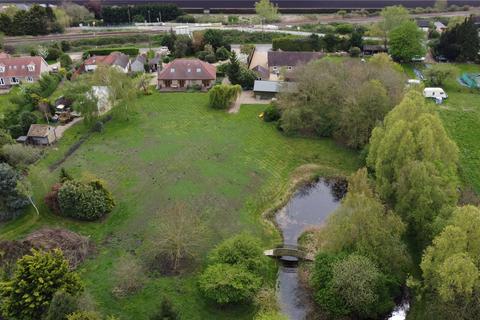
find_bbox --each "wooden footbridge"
[264,244,314,262]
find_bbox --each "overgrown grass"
[0,92,359,319]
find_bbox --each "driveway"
[54,117,82,139]
[229,90,270,114]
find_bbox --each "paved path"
[54,117,82,139]
[228,91,270,114]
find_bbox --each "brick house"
[83,52,130,73]
[157,59,216,91]
[0,54,49,89]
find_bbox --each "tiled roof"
[27,124,51,137]
[84,52,130,69]
[268,51,323,68]
[252,65,269,80]
[158,59,216,80]
[0,56,46,78]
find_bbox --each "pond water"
[274,178,345,319]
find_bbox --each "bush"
[57,180,115,221]
[92,121,104,133]
[46,291,79,320]
[0,162,29,221]
[349,46,361,57]
[61,40,71,52]
[215,46,231,61]
[67,311,102,320]
[199,263,262,304]
[47,47,62,61]
[209,234,265,273]
[0,249,83,320]
[208,84,242,109]
[59,54,73,69]
[2,144,42,168]
[85,47,139,57]
[263,104,281,122]
[176,14,195,23]
[150,298,179,320]
[111,254,145,298]
[204,53,217,63]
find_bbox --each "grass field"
[0,92,359,319]
[0,89,17,120]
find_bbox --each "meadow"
[0,92,359,319]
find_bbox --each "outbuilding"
[18,124,57,145]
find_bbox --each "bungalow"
[148,55,162,72]
[0,54,49,89]
[130,54,147,73]
[157,59,216,91]
[267,51,323,76]
[17,124,56,145]
[83,52,130,73]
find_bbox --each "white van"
[423,87,448,99]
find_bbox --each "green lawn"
[0,89,17,120]
[436,64,480,193]
[0,92,359,319]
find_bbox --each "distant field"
[0,92,359,319]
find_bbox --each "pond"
[274,178,346,319]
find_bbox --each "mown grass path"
[1,92,359,319]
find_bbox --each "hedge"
[85,47,139,56]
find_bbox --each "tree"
[203,29,226,50]
[0,162,29,221]
[371,5,410,46]
[59,53,73,69]
[144,203,207,273]
[208,84,242,110]
[62,3,93,26]
[0,249,83,320]
[57,180,115,221]
[388,20,425,62]
[199,263,262,304]
[226,51,241,84]
[367,91,459,247]
[317,168,410,278]
[136,73,154,95]
[255,0,280,23]
[67,311,102,320]
[434,0,448,11]
[435,16,479,62]
[173,35,192,58]
[424,64,456,86]
[215,46,230,61]
[331,254,384,317]
[420,206,480,315]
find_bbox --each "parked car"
[423,87,448,99]
[411,56,426,62]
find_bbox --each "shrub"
[0,162,29,221]
[349,46,361,57]
[215,46,231,61]
[57,180,115,221]
[204,53,217,63]
[0,249,83,320]
[59,53,73,69]
[92,121,104,133]
[46,290,79,320]
[150,298,179,320]
[111,254,145,298]
[47,47,62,61]
[199,263,262,304]
[263,104,281,122]
[67,311,102,320]
[208,84,242,109]
[176,14,195,23]
[209,234,265,274]
[0,128,14,147]
[2,144,42,168]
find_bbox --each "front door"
[179,80,186,88]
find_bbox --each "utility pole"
[148,10,151,23]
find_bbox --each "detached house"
[0,54,49,89]
[267,51,323,76]
[17,124,56,145]
[83,52,130,73]
[157,59,216,91]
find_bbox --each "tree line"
[101,4,183,24]
[0,5,62,36]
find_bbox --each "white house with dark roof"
[267,51,323,77]
[0,54,49,89]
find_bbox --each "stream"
[273,178,410,320]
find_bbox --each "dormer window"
[13,65,17,70]
[0,66,4,73]
[187,68,191,72]
[196,68,201,73]
[27,64,35,72]
[170,68,175,73]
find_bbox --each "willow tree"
[367,91,459,246]
[208,84,241,110]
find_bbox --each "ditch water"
[274,178,345,319]
[273,178,409,320]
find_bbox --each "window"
[27,65,35,72]
[13,65,16,70]
[196,68,201,73]
[26,76,33,83]
[0,66,4,72]
[10,77,19,84]
[187,68,191,73]
[170,68,175,73]
[0,78,4,85]
[21,65,25,69]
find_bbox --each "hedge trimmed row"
[85,47,139,56]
